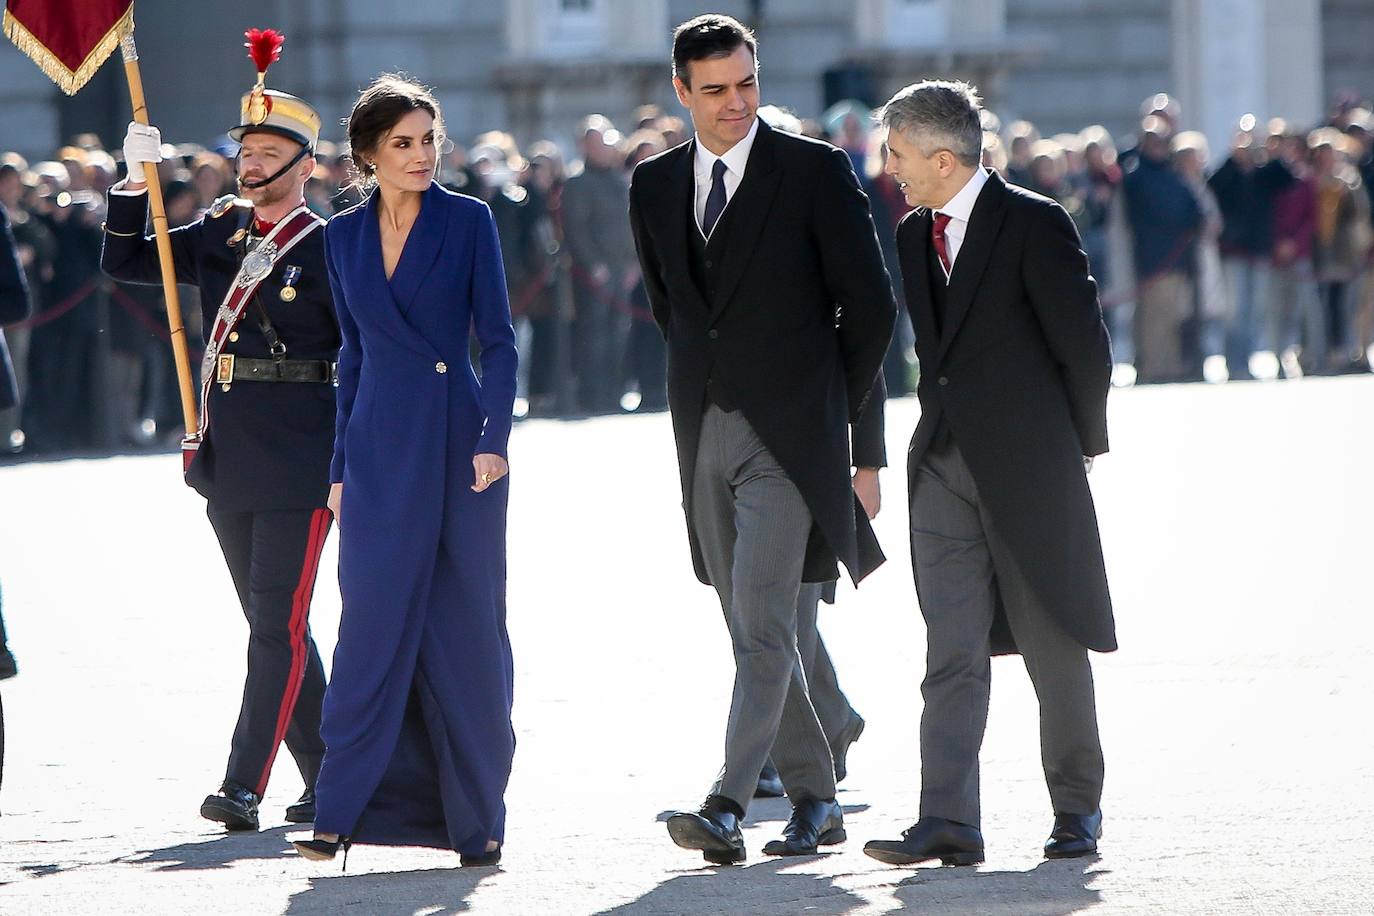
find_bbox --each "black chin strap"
[238,143,312,190]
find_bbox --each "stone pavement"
[0,377,1371,914]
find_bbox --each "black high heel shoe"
[292,836,353,871]
[459,842,502,867]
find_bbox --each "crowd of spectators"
[995,92,1374,385]
[2,90,1372,458]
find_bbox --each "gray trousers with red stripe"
[207,506,331,797]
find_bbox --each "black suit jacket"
[101,190,340,511]
[901,171,1115,652]
[0,204,29,411]
[630,119,896,585]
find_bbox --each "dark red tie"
[932,212,952,276]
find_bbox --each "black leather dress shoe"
[863,816,984,866]
[762,797,845,856]
[831,713,864,784]
[200,783,260,831]
[1044,809,1102,859]
[667,798,746,865]
[285,789,315,824]
[0,647,16,681]
[754,762,785,798]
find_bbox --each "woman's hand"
[472,454,509,493]
[327,482,343,525]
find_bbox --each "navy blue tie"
[702,158,728,236]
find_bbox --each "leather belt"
[214,354,337,385]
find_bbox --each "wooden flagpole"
[118,31,198,436]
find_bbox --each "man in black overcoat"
[0,200,27,433]
[1,198,30,724]
[861,81,1116,867]
[629,14,895,864]
[101,67,338,832]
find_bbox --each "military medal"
[227,227,248,247]
[280,265,301,302]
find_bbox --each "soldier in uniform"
[101,34,338,832]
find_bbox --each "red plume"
[244,29,285,74]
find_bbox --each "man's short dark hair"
[672,14,757,88]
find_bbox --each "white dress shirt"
[934,166,990,277]
[693,116,760,238]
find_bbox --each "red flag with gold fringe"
[3,0,134,95]
[4,0,201,440]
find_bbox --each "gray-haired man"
[861,80,1116,866]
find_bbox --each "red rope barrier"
[5,277,101,331]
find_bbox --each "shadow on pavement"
[283,867,491,915]
[595,858,865,916]
[125,826,298,871]
[891,858,1107,914]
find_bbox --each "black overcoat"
[629,120,896,585]
[101,191,339,511]
[901,172,1116,653]
[0,204,29,411]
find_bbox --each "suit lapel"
[386,181,448,317]
[938,172,1008,360]
[707,119,782,320]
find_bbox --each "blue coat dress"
[315,182,517,854]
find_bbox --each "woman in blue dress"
[292,75,517,867]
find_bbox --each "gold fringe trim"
[3,5,134,95]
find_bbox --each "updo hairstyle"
[344,74,445,190]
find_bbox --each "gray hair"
[878,80,984,167]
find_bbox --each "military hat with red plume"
[228,27,321,150]
[244,28,283,125]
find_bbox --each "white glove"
[122,122,163,184]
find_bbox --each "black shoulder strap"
[251,292,287,361]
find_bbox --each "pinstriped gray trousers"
[692,404,837,810]
[911,436,1104,827]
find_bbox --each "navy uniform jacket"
[101,189,340,511]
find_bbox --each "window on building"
[549,0,605,53]
[888,0,947,43]
[509,0,665,57]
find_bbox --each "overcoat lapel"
[391,182,449,315]
[356,188,441,360]
[662,143,711,316]
[367,181,449,318]
[903,209,939,351]
[708,120,782,320]
[938,173,1008,360]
